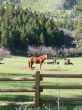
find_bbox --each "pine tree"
[73,0,82,52]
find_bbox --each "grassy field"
[0,56,82,109]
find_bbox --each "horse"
[64,58,73,65]
[47,59,57,64]
[56,61,59,65]
[47,61,55,64]
[28,54,47,70]
[64,58,70,65]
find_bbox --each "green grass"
[0,56,82,109]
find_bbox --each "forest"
[0,0,82,55]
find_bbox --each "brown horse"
[64,58,70,65]
[64,58,73,65]
[28,54,47,70]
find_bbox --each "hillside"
[0,0,78,20]
[19,0,78,12]
[0,0,82,52]
[20,0,65,12]
[0,0,78,12]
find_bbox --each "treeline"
[0,4,74,52]
[72,0,82,53]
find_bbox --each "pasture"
[0,56,82,109]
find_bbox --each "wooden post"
[57,97,60,110]
[35,71,40,106]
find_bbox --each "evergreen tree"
[73,0,82,52]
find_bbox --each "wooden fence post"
[35,71,40,106]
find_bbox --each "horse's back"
[29,54,47,63]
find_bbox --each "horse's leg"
[28,61,32,70]
[31,62,33,70]
[40,63,42,70]
[28,61,30,69]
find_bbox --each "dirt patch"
[26,68,69,72]
[45,68,69,71]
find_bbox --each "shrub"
[27,46,76,58]
[0,48,11,60]
[27,46,57,57]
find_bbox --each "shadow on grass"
[40,97,82,110]
[0,95,34,102]
[0,95,82,110]
[41,95,82,109]
[0,95,34,110]
[0,73,32,77]
[0,62,4,64]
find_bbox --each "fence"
[0,71,82,106]
[33,71,82,106]
[0,73,42,106]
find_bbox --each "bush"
[27,46,76,58]
[0,48,11,60]
[27,46,57,57]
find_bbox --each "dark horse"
[64,58,73,65]
[28,54,47,70]
[64,58,70,65]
